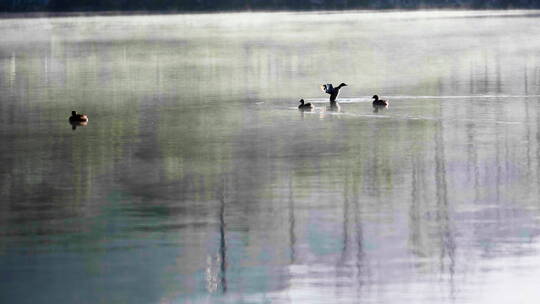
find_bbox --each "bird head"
[372,95,378,100]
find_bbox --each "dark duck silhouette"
[321,83,348,103]
[69,111,89,122]
[372,95,389,107]
[298,99,314,110]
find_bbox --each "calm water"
[2,10,540,304]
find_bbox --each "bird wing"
[320,84,333,94]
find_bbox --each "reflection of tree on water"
[433,118,456,300]
[206,176,228,294]
[350,157,367,289]
[406,113,456,299]
[409,155,425,258]
[288,176,296,264]
[339,173,350,266]
[465,119,481,204]
[537,94,540,204]
[218,176,228,293]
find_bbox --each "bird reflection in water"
[327,102,341,112]
[69,120,88,130]
[372,104,388,113]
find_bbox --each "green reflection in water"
[2,10,540,304]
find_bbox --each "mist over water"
[1,10,540,304]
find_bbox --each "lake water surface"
[2,10,540,304]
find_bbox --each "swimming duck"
[372,95,389,107]
[69,111,89,122]
[298,99,314,110]
[321,83,348,103]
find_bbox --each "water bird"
[372,95,389,107]
[69,111,88,122]
[298,99,314,110]
[321,83,348,103]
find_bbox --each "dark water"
[2,10,540,304]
